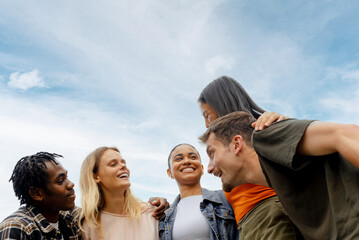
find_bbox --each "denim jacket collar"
[202,188,223,205]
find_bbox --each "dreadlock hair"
[9,152,63,206]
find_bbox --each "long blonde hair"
[79,146,142,237]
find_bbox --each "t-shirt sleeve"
[252,119,314,170]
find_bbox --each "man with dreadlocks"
[0,152,81,239]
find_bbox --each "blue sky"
[1,0,359,220]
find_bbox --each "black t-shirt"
[252,119,359,240]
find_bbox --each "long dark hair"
[198,76,265,119]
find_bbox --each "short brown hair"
[199,111,255,146]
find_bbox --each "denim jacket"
[159,188,238,240]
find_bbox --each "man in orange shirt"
[199,76,300,239]
[200,111,359,240]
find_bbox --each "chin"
[222,183,233,193]
[63,204,75,211]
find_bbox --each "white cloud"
[204,55,234,77]
[318,65,359,123]
[8,69,45,90]
[326,65,359,82]
[319,89,359,123]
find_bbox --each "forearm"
[336,124,359,169]
[297,122,359,168]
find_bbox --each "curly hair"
[9,152,63,206]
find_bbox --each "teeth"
[119,173,129,178]
[182,168,195,173]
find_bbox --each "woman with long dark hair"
[198,76,299,240]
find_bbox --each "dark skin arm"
[148,197,170,220]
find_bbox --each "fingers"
[152,201,170,220]
[255,112,270,131]
[276,115,289,122]
[149,197,158,205]
[254,112,289,131]
[150,197,170,220]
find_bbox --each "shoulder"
[202,188,224,198]
[202,188,231,207]
[252,119,313,149]
[253,119,312,137]
[59,207,81,235]
[140,202,156,215]
[0,207,37,236]
[60,206,81,221]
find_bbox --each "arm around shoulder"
[297,121,359,169]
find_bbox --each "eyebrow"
[108,158,126,162]
[188,152,198,157]
[173,153,183,159]
[173,152,198,159]
[55,171,68,180]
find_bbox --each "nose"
[205,119,210,128]
[119,162,126,169]
[207,160,215,174]
[183,156,191,165]
[66,180,75,189]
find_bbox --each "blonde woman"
[79,146,161,240]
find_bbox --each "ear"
[29,187,44,201]
[201,165,204,175]
[167,169,174,179]
[94,175,101,183]
[232,135,244,155]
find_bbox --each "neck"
[178,182,202,199]
[34,204,59,223]
[243,149,268,187]
[101,189,127,214]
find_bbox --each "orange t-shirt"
[224,183,276,224]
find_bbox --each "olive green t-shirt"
[252,119,359,240]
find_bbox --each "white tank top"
[173,195,211,240]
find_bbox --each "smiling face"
[95,149,131,193]
[206,133,245,192]
[39,160,76,212]
[167,144,203,187]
